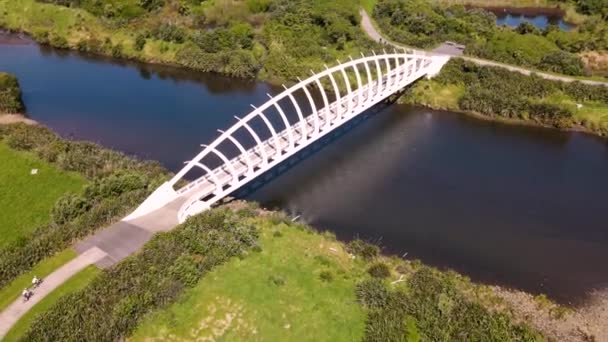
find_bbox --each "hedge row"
[22,208,259,341]
[0,72,25,114]
[356,267,541,341]
[0,124,167,288]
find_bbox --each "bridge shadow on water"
[230,89,407,204]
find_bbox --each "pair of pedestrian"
[22,276,42,302]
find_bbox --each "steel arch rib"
[338,64,353,117]
[372,53,383,96]
[312,75,331,130]
[219,130,254,175]
[267,94,295,149]
[192,162,221,192]
[360,54,374,105]
[300,83,320,135]
[326,67,342,123]
[204,146,238,182]
[234,116,269,164]
[285,91,308,139]
[254,108,282,155]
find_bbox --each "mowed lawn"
[130,219,367,342]
[0,142,86,247]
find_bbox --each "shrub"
[319,270,334,282]
[51,194,91,225]
[346,239,380,261]
[151,24,185,43]
[134,34,147,51]
[368,262,391,278]
[356,267,542,341]
[538,51,586,76]
[0,72,25,114]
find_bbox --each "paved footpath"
[0,247,107,339]
[360,9,608,87]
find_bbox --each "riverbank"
[402,58,608,137]
[0,0,378,84]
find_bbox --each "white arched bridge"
[127,52,450,223]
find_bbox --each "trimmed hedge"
[0,72,25,114]
[22,209,258,341]
[0,124,167,289]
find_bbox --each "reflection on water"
[1,35,607,305]
[477,7,574,31]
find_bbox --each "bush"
[367,262,391,278]
[134,34,147,51]
[151,24,185,43]
[22,209,258,341]
[538,51,586,76]
[0,72,25,114]
[346,239,380,261]
[51,194,91,225]
[356,267,541,341]
[319,270,334,282]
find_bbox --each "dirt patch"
[489,286,608,341]
[580,51,608,77]
[0,114,37,125]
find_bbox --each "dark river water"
[1,36,607,306]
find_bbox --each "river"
[1,35,607,306]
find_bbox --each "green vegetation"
[3,265,100,342]
[403,58,608,135]
[372,0,608,76]
[130,215,366,341]
[0,249,75,311]
[126,209,542,341]
[0,0,379,82]
[0,72,24,113]
[0,142,86,248]
[21,208,258,341]
[0,123,166,290]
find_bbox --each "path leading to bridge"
[359,9,608,87]
[0,247,107,339]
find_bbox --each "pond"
[1,34,607,306]
[483,6,574,31]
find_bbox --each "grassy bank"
[403,58,608,136]
[0,0,379,83]
[0,142,86,248]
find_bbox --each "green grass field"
[2,265,100,342]
[130,220,367,341]
[0,249,76,312]
[0,142,86,248]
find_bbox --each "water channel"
[1,34,607,306]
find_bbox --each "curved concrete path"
[0,197,185,339]
[0,247,107,339]
[360,9,608,87]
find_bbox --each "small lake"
[483,7,574,31]
[1,34,607,306]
